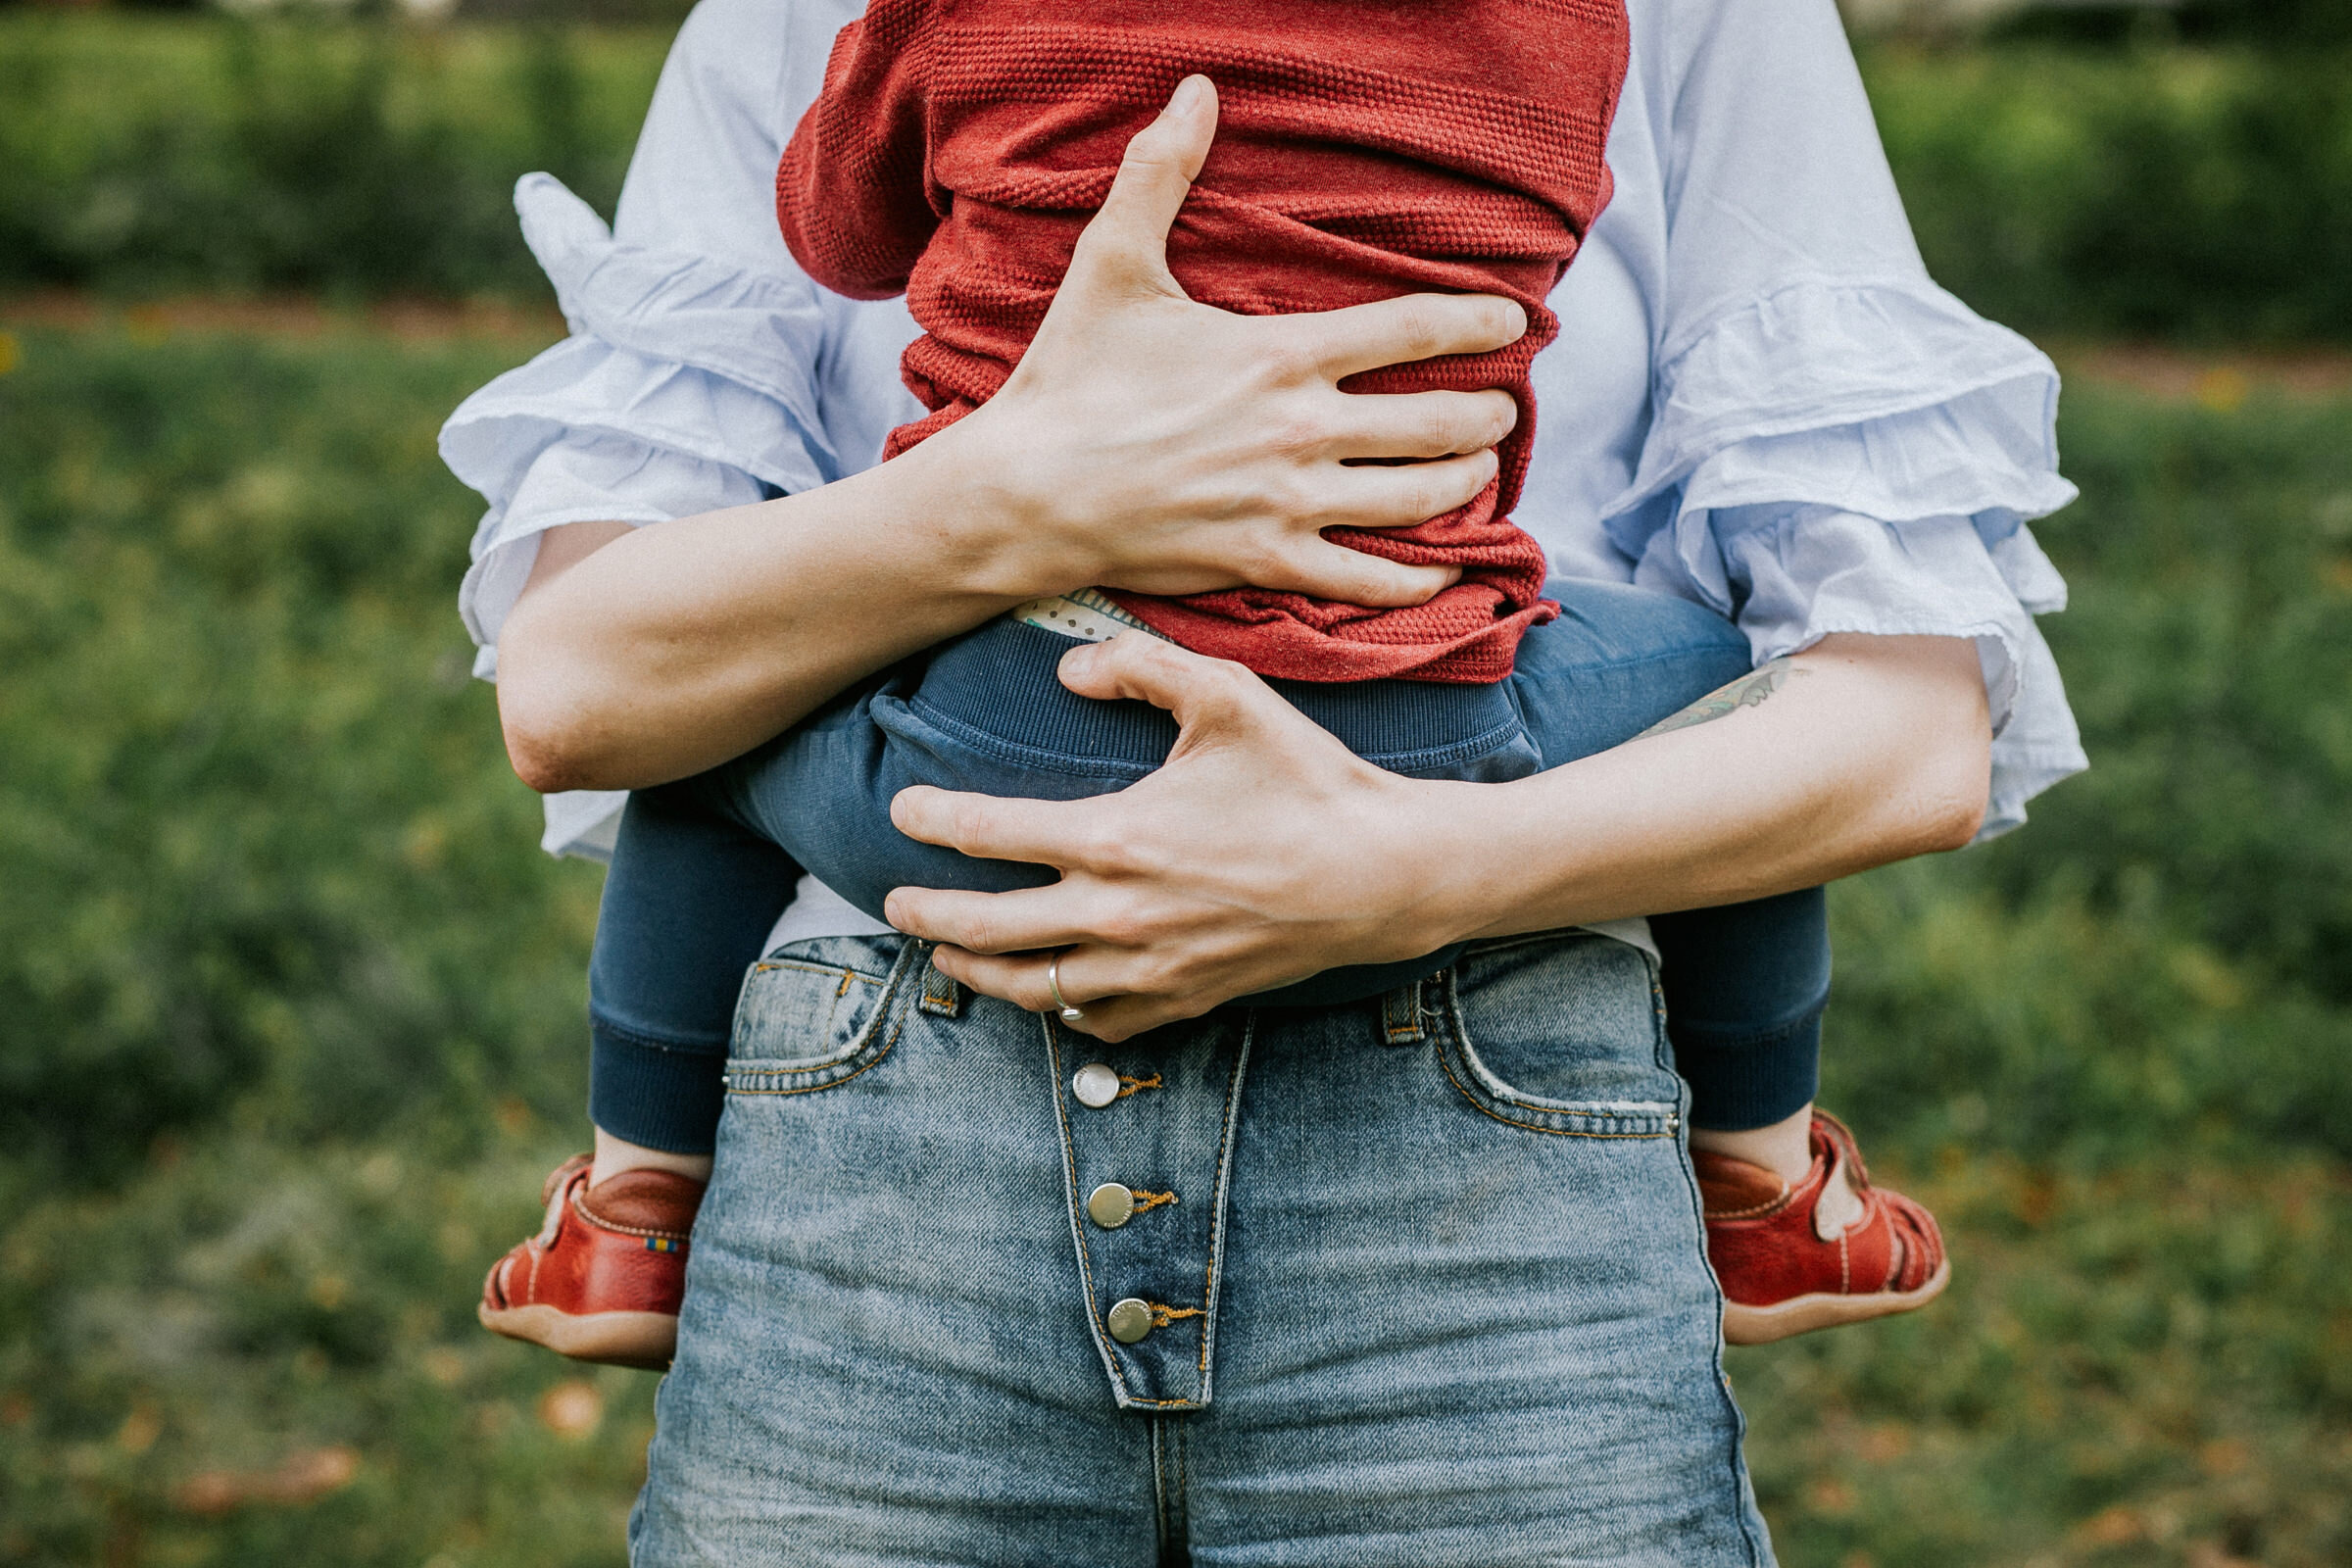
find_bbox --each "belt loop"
[1380,979,1425,1046]
[918,950,964,1018]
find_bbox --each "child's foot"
[478,1153,704,1370]
[1694,1110,1949,1345]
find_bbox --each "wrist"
[1369,774,1520,957]
[1401,772,1591,948]
[899,403,1108,602]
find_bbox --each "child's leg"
[1509,583,1944,1340]
[482,779,800,1369]
[586,779,805,1166]
[1505,581,1830,1128]
[1648,891,1829,1171]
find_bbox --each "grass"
[0,317,2348,1563]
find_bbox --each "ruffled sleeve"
[441,174,840,675]
[1600,0,2088,834]
[438,0,920,859]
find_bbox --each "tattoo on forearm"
[1632,658,1806,740]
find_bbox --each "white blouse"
[442,0,2087,912]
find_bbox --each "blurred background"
[0,0,2347,1562]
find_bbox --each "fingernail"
[1059,643,1102,679]
[1170,75,1206,115]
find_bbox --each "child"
[479,0,1946,1369]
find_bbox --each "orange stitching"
[725,1008,902,1096]
[750,958,887,985]
[1434,1038,1674,1140]
[1381,981,1426,1043]
[1433,976,1678,1139]
[1114,1072,1162,1099]
[727,945,920,1098]
[1045,1025,1136,1407]
[1129,1190,1177,1213]
[1148,1303,1205,1328]
[1198,1014,1250,1376]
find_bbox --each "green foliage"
[0,16,660,298]
[1735,1156,2352,1566]
[0,1136,658,1567]
[3,16,2352,341]
[3,329,2350,1558]
[1995,0,2352,49]
[1823,387,2352,1164]
[1867,45,2352,341]
[0,322,603,1181]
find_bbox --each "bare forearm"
[493,82,1526,794]
[1430,634,1991,940]
[496,437,1053,792]
[886,630,1993,1040]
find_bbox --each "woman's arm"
[883,629,1988,1040]
[497,79,1524,793]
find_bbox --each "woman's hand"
[495,75,1528,792]
[885,632,1992,1040]
[924,74,1526,609]
[883,634,1460,1040]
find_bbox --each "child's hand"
[925,75,1525,610]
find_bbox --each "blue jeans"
[629,932,1777,1565]
[589,581,1829,1152]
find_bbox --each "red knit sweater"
[777,0,1629,682]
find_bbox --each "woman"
[443,0,2083,1557]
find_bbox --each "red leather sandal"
[478,1153,704,1370]
[1695,1110,1949,1346]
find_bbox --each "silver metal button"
[1071,1062,1121,1108]
[1105,1298,1152,1344]
[1087,1183,1136,1229]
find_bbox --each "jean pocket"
[1434,932,1684,1138]
[724,935,913,1094]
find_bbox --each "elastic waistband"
[914,618,1526,771]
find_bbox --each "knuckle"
[1116,128,1178,172]
[1419,400,1458,454]
[956,914,1004,954]
[1263,411,1325,462]
[934,799,977,848]
[1070,819,1132,870]
[1132,951,1197,998]
[1390,299,1444,361]
[1386,471,1439,524]
[1255,337,1319,388]
[1241,532,1298,584]
[1077,840,1129,881]
[1091,906,1150,948]
[1270,471,1328,529]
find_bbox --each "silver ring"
[1047,954,1084,1023]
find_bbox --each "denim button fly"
[1050,1018,1250,1407]
[1104,1298,1152,1344]
[1086,1182,1136,1228]
[1071,1062,1121,1107]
